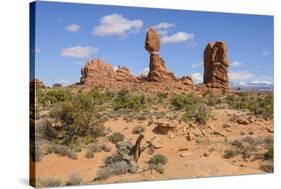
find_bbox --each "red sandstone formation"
[145,28,175,82]
[80,59,138,87]
[30,79,45,88]
[203,41,229,89]
[180,76,194,85]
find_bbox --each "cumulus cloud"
[65,24,80,32]
[161,32,195,44]
[153,22,175,30]
[140,67,149,76]
[229,71,255,82]
[92,13,143,37]
[190,72,203,83]
[230,61,242,67]
[61,46,98,58]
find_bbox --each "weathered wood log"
[130,134,144,162]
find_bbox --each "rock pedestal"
[145,28,175,82]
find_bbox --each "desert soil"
[35,108,273,184]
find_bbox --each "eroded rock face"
[203,41,229,89]
[115,67,138,82]
[180,76,194,85]
[145,28,175,82]
[80,59,138,87]
[147,54,175,81]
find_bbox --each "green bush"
[96,160,130,180]
[46,144,77,159]
[49,95,105,144]
[170,94,199,110]
[148,154,168,174]
[37,88,71,106]
[265,145,274,160]
[182,103,210,124]
[113,89,147,111]
[66,173,83,185]
[107,132,125,144]
[148,154,168,165]
[132,126,145,134]
[40,177,62,187]
[226,93,273,119]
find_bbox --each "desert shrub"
[37,88,71,106]
[148,154,168,174]
[264,145,274,160]
[100,144,112,152]
[31,144,44,162]
[66,173,83,185]
[85,149,95,158]
[96,160,130,180]
[132,126,145,134]
[170,93,199,110]
[107,132,125,144]
[46,144,77,159]
[223,149,237,159]
[40,177,62,187]
[148,154,168,165]
[157,92,168,103]
[49,94,105,144]
[260,162,274,172]
[226,93,273,119]
[104,153,123,165]
[182,103,210,124]
[113,89,147,111]
[52,83,63,88]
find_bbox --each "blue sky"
[33,1,274,87]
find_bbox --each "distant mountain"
[230,81,273,91]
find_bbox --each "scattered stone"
[178,147,189,152]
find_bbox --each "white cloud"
[192,61,203,68]
[161,32,195,44]
[61,46,98,58]
[230,60,242,67]
[113,66,119,71]
[229,71,255,82]
[140,67,149,76]
[157,30,169,35]
[153,22,175,30]
[65,24,80,32]
[92,13,143,37]
[190,72,203,83]
[262,51,270,56]
[250,80,273,85]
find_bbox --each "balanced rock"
[203,41,229,89]
[145,28,160,53]
[145,28,175,82]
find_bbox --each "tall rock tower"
[203,41,229,89]
[145,28,175,82]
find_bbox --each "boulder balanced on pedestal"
[145,28,175,82]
